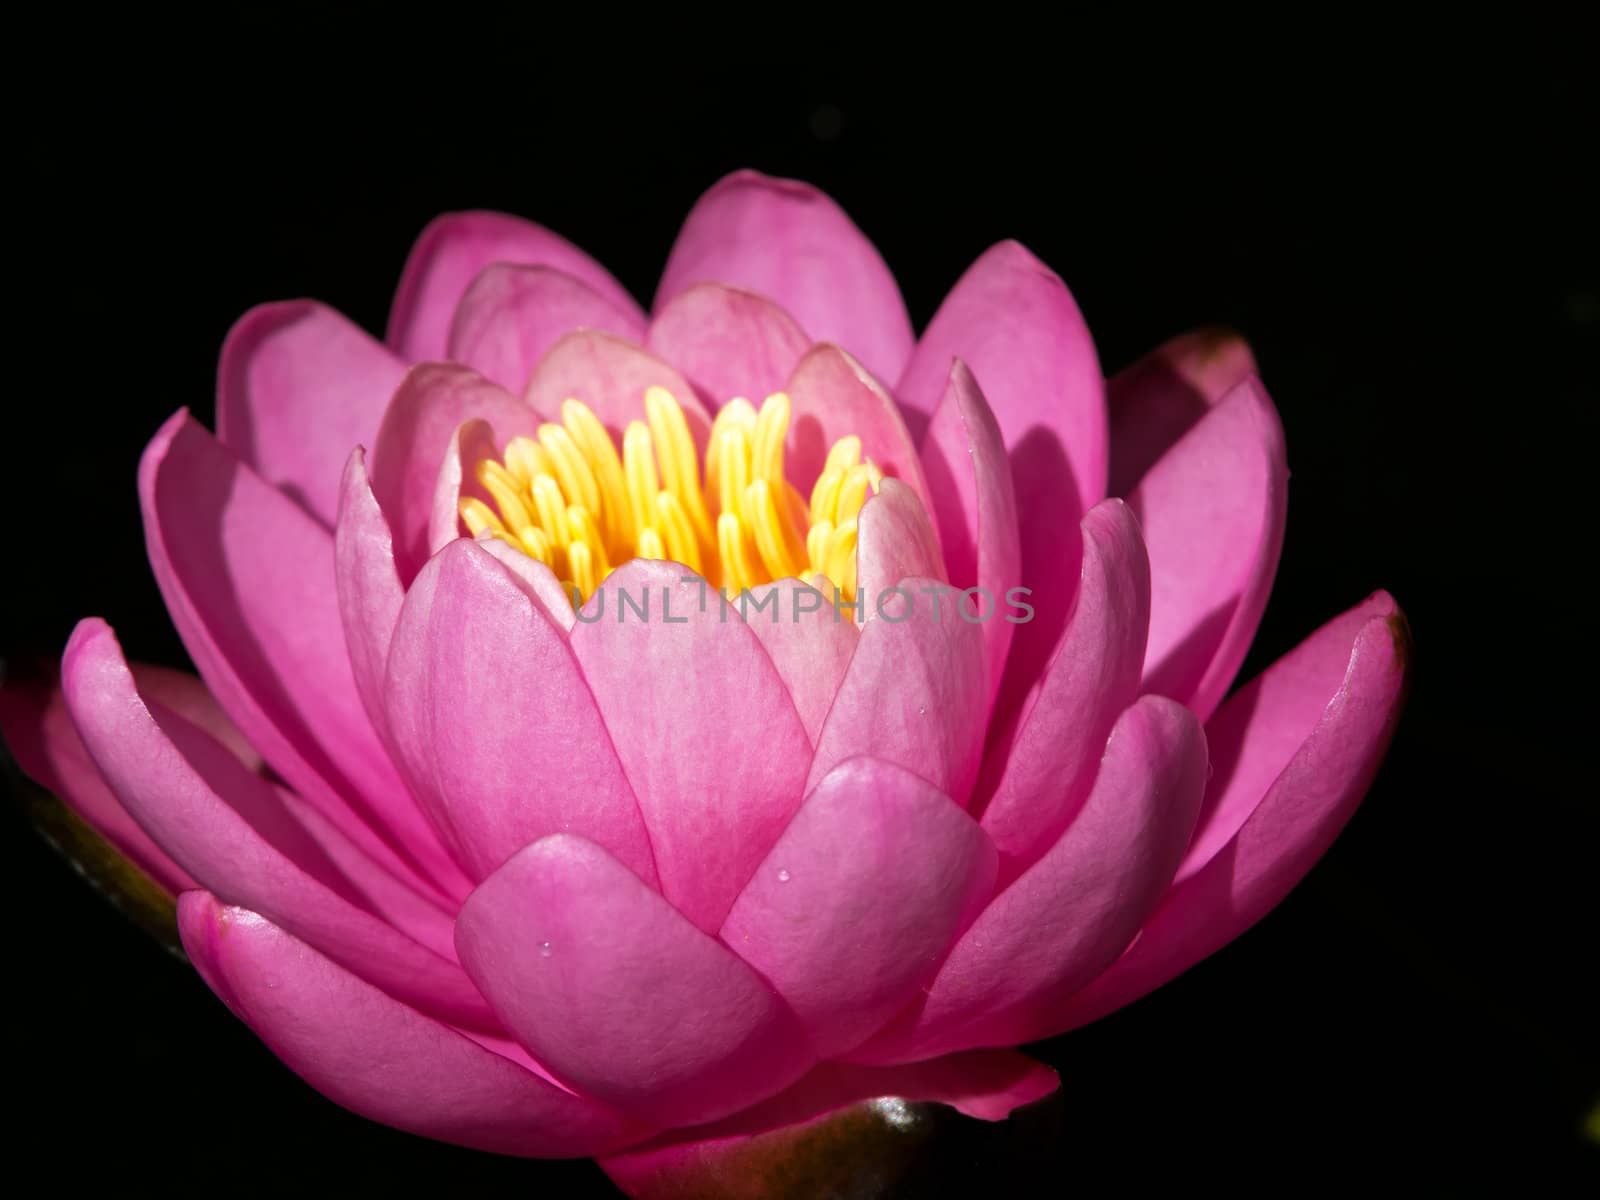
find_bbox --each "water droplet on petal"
[776,868,791,883]
[538,941,553,958]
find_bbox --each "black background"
[6,25,1595,1195]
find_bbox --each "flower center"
[459,387,881,604]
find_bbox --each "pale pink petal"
[216,301,408,528]
[918,360,1023,707]
[178,892,645,1157]
[387,210,643,362]
[455,834,815,1127]
[142,411,467,905]
[655,170,913,384]
[424,417,499,560]
[384,539,657,885]
[975,500,1150,875]
[645,282,811,406]
[736,578,856,744]
[855,479,947,613]
[568,561,811,932]
[721,757,997,1057]
[63,621,495,1028]
[369,363,538,583]
[1129,375,1288,721]
[446,263,645,394]
[806,575,987,806]
[1055,596,1411,1031]
[334,448,404,743]
[131,664,263,772]
[474,534,578,635]
[856,696,1206,1064]
[522,330,713,451]
[1107,328,1258,496]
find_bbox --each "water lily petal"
[646,282,811,406]
[387,209,643,362]
[334,448,404,743]
[568,561,811,932]
[446,263,644,394]
[655,170,913,384]
[1128,375,1288,721]
[455,834,815,1127]
[522,329,713,451]
[736,579,856,744]
[721,757,997,1057]
[855,479,947,608]
[216,300,407,528]
[178,892,644,1157]
[474,534,578,634]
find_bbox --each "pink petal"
[369,363,538,583]
[384,539,657,884]
[645,282,811,405]
[424,417,499,560]
[1055,595,1411,1031]
[1107,328,1258,497]
[655,170,913,384]
[334,448,404,743]
[455,834,815,1127]
[446,263,645,394]
[522,330,713,451]
[568,561,811,932]
[474,533,578,635]
[856,696,1207,1064]
[784,343,933,515]
[1129,375,1288,721]
[720,757,997,1057]
[178,892,645,1157]
[975,499,1150,874]
[918,360,1023,707]
[736,578,857,744]
[855,479,947,614]
[63,621,495,1028]
[216,301,408,528]
[806,575,987,806]
[387,209,643,362]
[142,411,467,905]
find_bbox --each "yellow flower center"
[459,386,882,604]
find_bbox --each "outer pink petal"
[855,479,947,612]
[1107,328,1259,497]
[736,578,856,744]
[142,411,465,904]
[387,209,644,362]
[600,1049,1057,1192]
[178,892,645,1157]
[1055,595,1411,1031]
[568,561,811,932]
[334,448,404,743]
[655,170,914,384]
[522,330,713,451]
[455,835,815,1128]
[806,575,987,807]
[918,360,1023,707]
[645,282,811,406]
[384,539,657,884]
[473,534,577,634]
[721,757,997,1057]
[1129,375,1288,721]
[975,499,1150,874]
[424,417,499,560]
[216,301,408,528]
[446,263,645,394]
[857,696,1206,1064]
[369,363,538,583]
[63,621,495,1028]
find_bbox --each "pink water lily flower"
[1,170,1407,1192]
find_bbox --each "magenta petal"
[446,263,645,394]
[645,282,811,406]
[142,411,466,904]
[806,575,987,806]
[737,578,856,744]
[384,539,657,884]
[455,834,815,1127]
[976,500,1150,873]
[568,561,811,932]
[178,892,645,1156]
[1129,376,1288,721]
[784,343,933,512]
[918,361,1023,707]
[63,621,495,1028]
[859,696,1207,1064]
[387,210,643,362]
[216,301,408,528]
[1107,328,1258,497]
[856,479,947,610]
[721,757,997,1057]
[334,448,404,742]
[369,363,539,583]
[655,170,913,384]
[523,330,713,450]
[1056,595,1411,1031]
